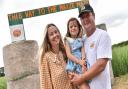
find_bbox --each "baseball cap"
[78,4,94,17]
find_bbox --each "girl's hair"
[66,17,83,38]
[40,23,67,63]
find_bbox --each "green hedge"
[0,77,7,89]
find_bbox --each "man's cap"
[78,4,94,17]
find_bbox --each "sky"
[0,0,128,67]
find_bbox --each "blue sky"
[0,0,128,67]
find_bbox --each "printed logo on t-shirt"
[90,42,95,48]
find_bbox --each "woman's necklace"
[51,51,62,65]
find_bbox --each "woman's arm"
[39,55,53,89]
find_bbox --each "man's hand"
[70,73,85,85]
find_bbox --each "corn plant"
[112,45,128,77]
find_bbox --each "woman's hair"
[40,23,67,63]
[66,17,83,38]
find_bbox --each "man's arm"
[82,58,108,81]
[71,58,109,85]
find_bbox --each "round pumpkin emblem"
[13,29,21,37]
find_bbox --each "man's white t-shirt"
[84,28,112,89]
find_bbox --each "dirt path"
[112,74,128,89]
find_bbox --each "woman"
[39,23,75,89]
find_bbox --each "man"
[71,4,112,89]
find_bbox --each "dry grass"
[112,74,128,89]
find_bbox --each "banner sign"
[8,1,88,26]
[8,0,89,42]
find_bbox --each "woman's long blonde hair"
[39,23,67,64]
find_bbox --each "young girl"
[65,18,90,89]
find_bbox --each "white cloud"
[107,18,128,44]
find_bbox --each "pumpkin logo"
[90,42,94,48]
[13,29,21,37]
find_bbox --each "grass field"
[0,77,7,89]
[112,45,128,76]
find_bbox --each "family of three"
[39,4,112,89]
